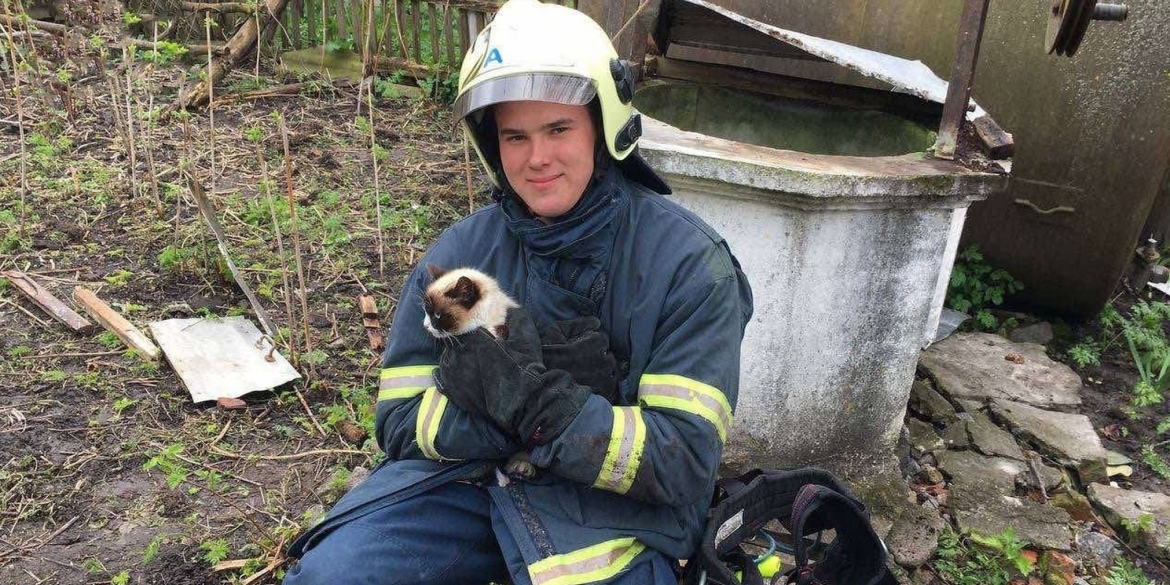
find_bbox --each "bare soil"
[1,27,482,584]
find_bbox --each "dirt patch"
[0,26,484,584]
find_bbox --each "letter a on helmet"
[453,0,666,194]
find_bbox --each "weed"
[143,534,164,564]
[6,345,32,358]
[143,443,190,490]
[158,245,196,273]
[934,527,1033,585]
[201,538,230,565]
[1105,557,1157,585]
[82,557,106,573]
[1068,342,1102,367]
[1121,512,1156,543]
[946,246,1025,332]
[97,330,122,349]
[1140,445,1170,480]
[104,269,134,287]
[43,370,67,382]
[111,570,130,585]
[113,397,138,415]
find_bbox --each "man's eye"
[504,135,526,143]
[550,126,568,135]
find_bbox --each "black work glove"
[539,317,619,404]
[435,308,590,446]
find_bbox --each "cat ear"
[425,263,446,281]
[452,276,481,307]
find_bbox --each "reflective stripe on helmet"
[377,365,436,402]
[592,406,646,494]
[452,73,596,122]
[528,537,646,585]
[415,386,452,460]
[637,373,733,442]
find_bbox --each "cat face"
[422,265,482,338]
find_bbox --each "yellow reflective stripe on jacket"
[414,387,449,460]
[378,365,436,402]
[638,373,733,442]
[528,537,646,585]
[593,407,646,494]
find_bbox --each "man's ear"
[426,263,447,281]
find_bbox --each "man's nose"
[526,136,552,168]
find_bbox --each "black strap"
[693,468,892,585]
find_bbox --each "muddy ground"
[2,15,1169,585]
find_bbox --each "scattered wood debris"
[72,286,161,360]
[1,270,96,334]
[358,293,385,352]
[217,397,248,410]
[1005,352,1026,364]
[335,419,368,445]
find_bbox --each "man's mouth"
[528,174,561,187]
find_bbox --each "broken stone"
[886,505,945,569]
[919,333,1082,407]
[1050,491,1095,523]
[938,450,1073,550]
[948,482,1073,551]
[1087,483,1170,560]
[908,379,956,424]
[989,399,1107,482]
[938,450,1026,494]
[1073,528,1117,569]
[1015,457,1065,493]
[907,418,944,457]
[918,464,944,485]
[1009,322,1054,346]
[335,419,368,445]
[967,411,1025,460]
[1039,550,1076,585]
[1005,352,1026,364]
[940,420,971,449]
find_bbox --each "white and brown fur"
[422,264,535,480]
[423,264,519,339]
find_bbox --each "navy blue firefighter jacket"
[291,162,753,585]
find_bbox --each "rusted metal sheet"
[935,0,992,160]
[658,0,1010,158]
[149,317,301,403]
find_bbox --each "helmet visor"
[453,73,597,121]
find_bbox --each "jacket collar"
[498,163,629,259]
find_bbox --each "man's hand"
[540,317,619,404]
[435,308,590,445]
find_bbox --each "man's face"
[495,100,597,221]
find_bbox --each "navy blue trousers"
[283,481,678,585]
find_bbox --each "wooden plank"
[1,270,95,334]
[290,0,303,49]
[410,0,422,63]
[334,0,348,42]
[394,0,408,58]
[443,3,454,65]
[305,0,318,46]
[458,8,469,56]
[428,2,439,66]
[72,287,161,360]
[357,293,385,352]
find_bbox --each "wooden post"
[2,270,95,334]
[72,287,161,360]
[934,0,992,160]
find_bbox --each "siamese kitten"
[422,264,534,480]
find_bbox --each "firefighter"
[284,1,753,583]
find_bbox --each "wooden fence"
[180,0,574,74]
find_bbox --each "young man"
[284,1,753,583]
